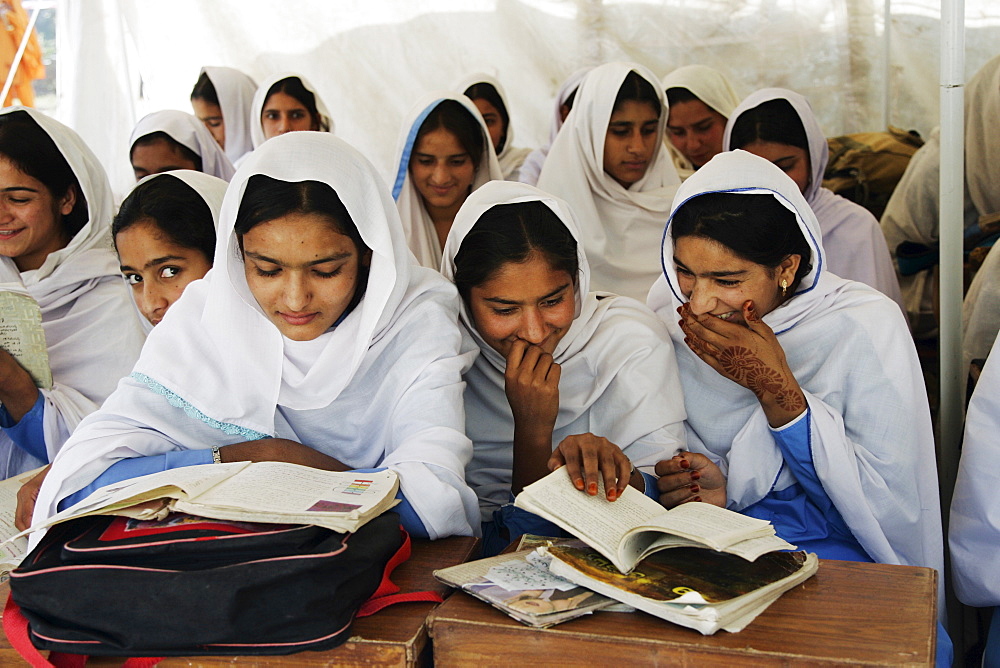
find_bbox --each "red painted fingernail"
[690,484,699,493]
[574,478,584,490]
[680,459,690,469]
[607,489,617,501]
[692,496,702,502]
[588,482,598,495]
[690,471,701,481]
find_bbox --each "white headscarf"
[724,88,903,310]
[35,132,480,539]
[647,150,944,581]
[518,67,591,187]
[198,66,257,164]
[249,73,334,149]
[881,54,1000,331]
[0,107,146,477]
[129,110,236,182]
[661,64,741,179]
[390,92,503,269]
[950,335,1000,608]
[454,73,532,181]
[120,170,228,334]
[441,181,686,521]
[537,62,681,302]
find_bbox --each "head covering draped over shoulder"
[0,107,146,476]
[723,88,903,308]
[36,132,480,539]
[661,64,742,179]
[537,62,680,302]
[249,72,334,149]
[518,67,591,187]
[390,92,503,269]
[454,72,532,181]
[129,110,236,182]
[198,66,257,164]
[442,181,686,522]
[648,150,944,579]
[121,170,228,334]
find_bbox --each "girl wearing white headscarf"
[881,53,1000,337]
[648,150,949,664]
[518,67,590,187]
[661,64,741,180]
[537,62,681,302]
[457,73,533,182]
[249,73,333,150]
[441,181,687,554]
[0,107,146,478]
[390,92,502,269]
[191,66,257,164]
[31,132,480,542]
[129,110,236,182]
[112,171,227,331]
[724,88,904,311]
[950,335,1000,666]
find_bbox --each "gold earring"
[780,279,789,297]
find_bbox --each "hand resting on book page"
[655,451,726,509]
[0,347,40,422]
[548,434,638,502]
[14,464,48,530]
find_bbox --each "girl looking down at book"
[113,171,225,329]
[441,181,687,556]
[0,107,146,478]
[25,132,480,542]
[647,150,951,665]
[392,94,502,269]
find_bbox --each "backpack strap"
[4,592,163,668]
[356,527,443,617]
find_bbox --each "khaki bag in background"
[823,126,924,220]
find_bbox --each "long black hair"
[453,200,578,303]
[464,82,509,152]
[728,98,808,153]
[613,71,661,117]
[412,99,485,167]
[190,71,219,105]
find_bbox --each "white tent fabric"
[53,1,1000,196]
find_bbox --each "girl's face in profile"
[261,92,317,140]
[673,235,799,325]
[468,253,576,357]
[471,97,505,153]
[191,98,225,149]
[241,212,370,341]
[603,100,660,188]
[741,140,811,195]
[116,221,213,326]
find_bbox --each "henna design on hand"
[718,346,757,383]
[746,367,784,398]
[776,389,806,412]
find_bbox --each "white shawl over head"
[441,180,686,520]
[950,335,1000,608]
[390,92,503,269]
[36,132,479,539]
[724,88,903,309]
[199,66,257,164]
[661,64,742,179]
[648,150,944,577]
[537,62,680,302]
[129,110,236,182]
[0,107,146,477]
[249,72,334,149]
[122,170,229,334]
[518,67,591,187]
[454,72,532,181]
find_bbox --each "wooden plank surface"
[0,535,479,668]
[429,558,937,667]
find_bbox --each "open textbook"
[9,461,399,545]
[434,548,618,628]
[0,286,52,389]
[514,468,796,574]
[0,467,47,580]
[544,541,818,634]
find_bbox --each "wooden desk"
[0,535,478,668]
[429,559,937,667]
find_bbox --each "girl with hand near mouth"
[26,133,480,542]
[0,108,146,479]
[648,150,951,665]
[391,93,502,269]
[537,62,681,302]
[443,181,686,556]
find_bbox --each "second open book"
[514,468,796,574]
